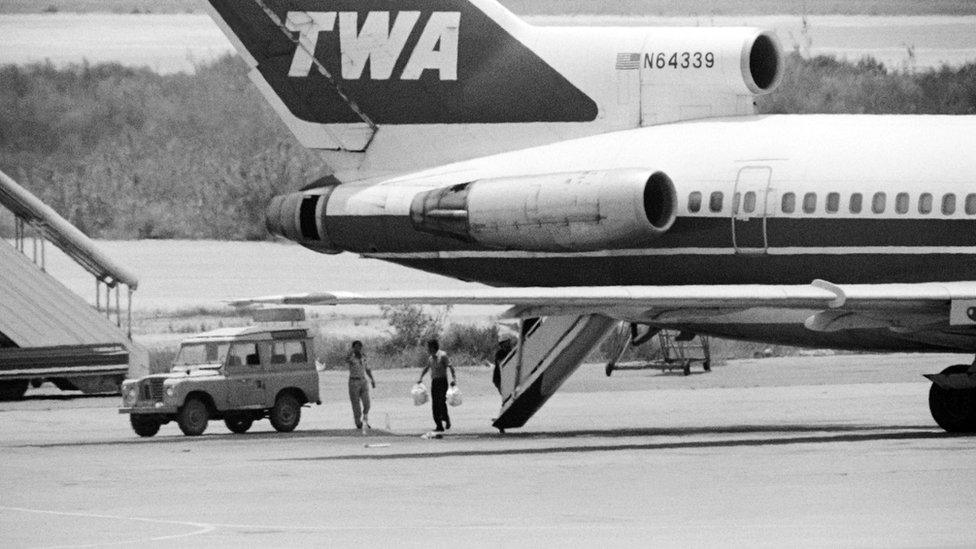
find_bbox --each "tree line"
[1,53,974,240]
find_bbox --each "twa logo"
[285,11,460,81]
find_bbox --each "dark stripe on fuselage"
[324,215,976,253]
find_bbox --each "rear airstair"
[0,170,146,399]
[493,314,617,430]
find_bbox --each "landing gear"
[927,365,976,434]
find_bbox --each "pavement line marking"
[0,506,216,548]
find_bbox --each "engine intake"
[410,170,677,252]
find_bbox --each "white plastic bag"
[411,383,428,406]
[447,384,462,407]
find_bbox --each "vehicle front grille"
[142,379,165,401]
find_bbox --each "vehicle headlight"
[122,384,137,406]
[166,387,174,397]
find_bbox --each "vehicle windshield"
[173,342,230,369]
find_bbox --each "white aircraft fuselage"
[209,0,976,431]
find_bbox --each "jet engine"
[639,27,783,96]
[409,169,677,252]
[264,175,343,254]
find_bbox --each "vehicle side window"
[895,192,909,214]
[709,191,724,213]
[849,193,863,214]
[781,192,795,214]
[872,192,886,214]
[826,192,839,213]
[271,342,287,364]
[228,343,259,368]
[743,191,756,214]
[919,193,933,214]
[688,192,702,213]
[943,193,956,215]
[285,341,307,364]
[966,194,976,215]
[802,192,816,214]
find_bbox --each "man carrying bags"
[417,339,456,432]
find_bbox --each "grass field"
[3,0,976,15]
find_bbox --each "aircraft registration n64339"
[208,0,976,433]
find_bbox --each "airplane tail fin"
[205,0,598,163]
[207,1,784,173]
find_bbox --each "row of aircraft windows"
[686,191,976,216]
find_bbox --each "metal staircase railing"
[0,170,139,338]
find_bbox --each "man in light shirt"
[346,341,375,430]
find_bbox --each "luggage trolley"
[605,326,712,377]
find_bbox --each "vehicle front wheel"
[130,415,161,437]
[929,365,976,433]
[269,392,301,433]
[224,414,254,434]
[177,396,210,436]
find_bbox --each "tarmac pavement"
[1,354,975,547]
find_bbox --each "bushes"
[0,57,330,239]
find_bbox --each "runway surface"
[2,354,975,547]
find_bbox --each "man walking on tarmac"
[346,341,375,430]
[417,339,456,432]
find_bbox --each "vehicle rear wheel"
[269,392,301,433]
[177,396,209,436]
[0,379,28,401]
[224,414,253,434]
[130,415,161,437]
[929,364,976,433]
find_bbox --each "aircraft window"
[872,192,886,214]
[966,194,976,215]
[849,193,863,213]
[943,193,956,215]
[688,192,702,213]
[895,192,909,214]
[743,191,756,213]
[732,192,741,214]
[826,193,840,213]
[709,191,724,213]
[919,193,933,214]
[781,192,795,214]
[803,192,816,214]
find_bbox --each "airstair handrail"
[0,170,139,290]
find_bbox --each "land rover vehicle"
[119,324,320,437]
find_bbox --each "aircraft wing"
[230,279,976,330]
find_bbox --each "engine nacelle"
[265,175,342,254]
[410,170,677,252]
[632,28,783,125]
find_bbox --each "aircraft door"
[731,166,772,252]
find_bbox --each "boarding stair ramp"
[493,314,617,430]
[0,170,147,399]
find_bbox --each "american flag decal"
[615,52,640,70]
